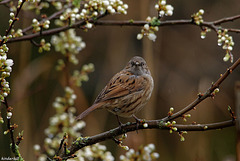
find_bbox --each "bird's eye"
[140,62,144,66]
[131,61,135,66]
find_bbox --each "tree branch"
[7,13,108,43]
[7,14,240,44]
[162,56,240,122]
[60,119,235,158]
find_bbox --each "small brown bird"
[76,56,154,125]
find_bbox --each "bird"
[76,56,154,126]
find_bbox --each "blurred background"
[1,0,240,160]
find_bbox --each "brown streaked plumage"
[76,56,154,123]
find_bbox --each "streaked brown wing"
[94,71,145,103]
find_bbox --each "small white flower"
[81,9,87,14]
[107,5,113,11]
[166,5,173,11]
[137,33,143,40]
[228,46,233,51]
[102,0,109,6]
[5,59,14,67]
[159,10,165,17]
[60,113,68,120]
[151,152,160,159]
[0,55,7,60]
[10,12,15,17]
[161,0,166,5]
[166,10,173,16]
[33,144,41,151]
[32,18,38,24]
[143,123,148,128]
[5,66,12,72]
[144,24,150,30]
[221,36,226,41]
[148,33,157,41]
[119,155,125,160]
[45,20,50,25]
[7,112,12,118]
[73,8,79,13]
[110,8,116,14]
[44,138,52,144]
[86,23,93,29]
[92,11,98,16]
[223,55,230,62]
[154,4,159,10]
[129,149,135,154]
[199,9,204,15]
[123,4,128,9]
[71,94,77,100]
[148,143,155,150]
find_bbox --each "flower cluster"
[71,63,95,87]
[10,29,23,38]
[33,86,114,160]
[58,8,80,25]
[32,18,50,33]
[77,0,128,29]
[200,27,211,39]
[217,29,234,62]
[137,17,159,42]
[82,0,128,16]
[178,131,187,142]
[0,44,14,103]
[51,29,86,66]
[54,0,128,29]
[165,121,177,133]
[33,86,86,159]
[119,144,160,161]
[70,143,114,161]
[38,39,51,53]
[23,0,49,15]
[155,0,174,17]
[192,9,204,25]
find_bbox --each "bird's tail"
[75,103,101,120]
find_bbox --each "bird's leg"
[132,114,142,132]
[116,115,124,130]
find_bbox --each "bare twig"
[56,133,67,156]
[3,98,16,153]
[162,56,240,122]
[0,0,11,5]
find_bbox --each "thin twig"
[22,4,72,34]
[0,0,11,5]
[3,98,16,153]
[0,0,26,46]
[56,134,67,156]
